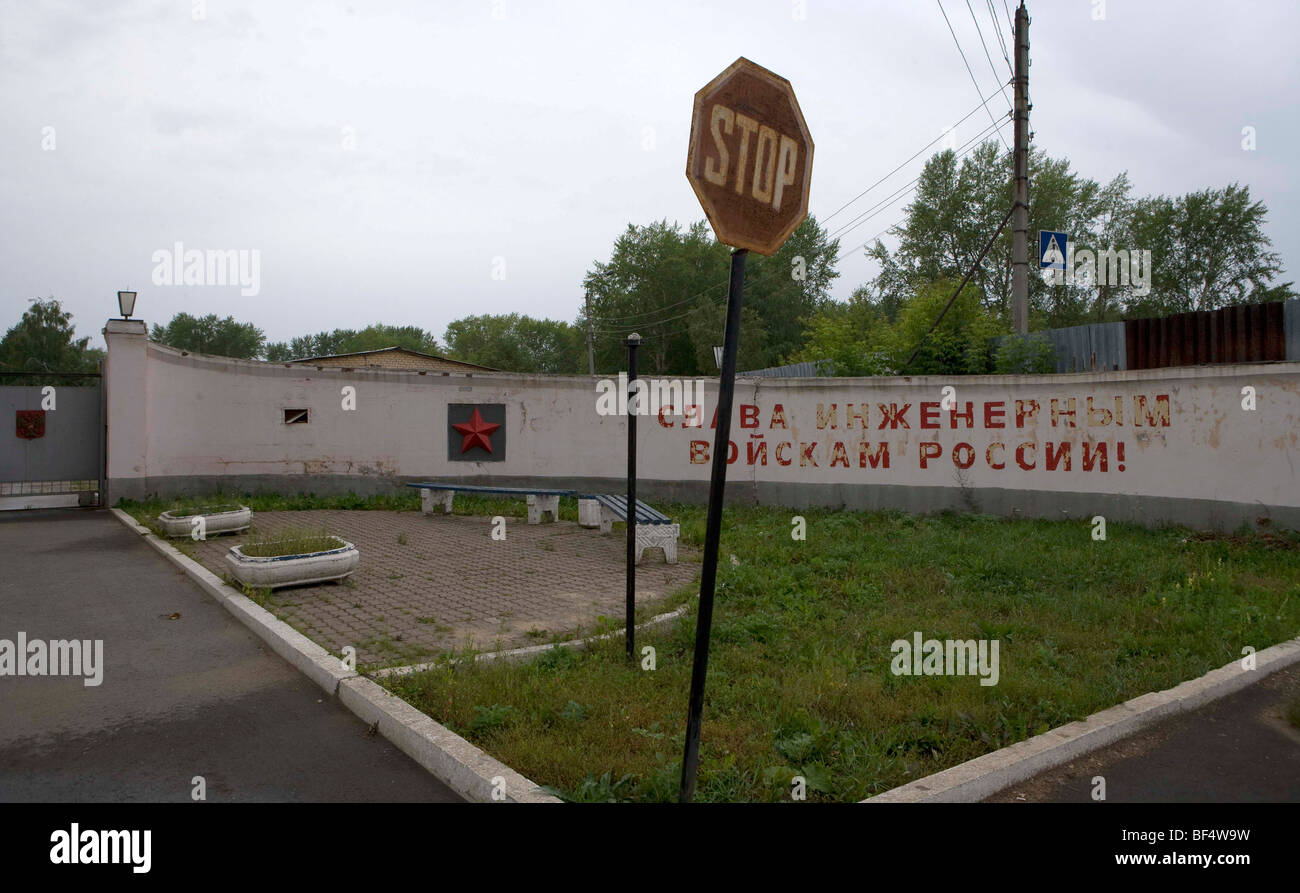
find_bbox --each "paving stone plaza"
[189,509,699,667]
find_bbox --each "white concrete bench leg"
[662,527,678,564]
[527,494,560,524]
[420,489,454,515]
[598,505,615,535]
[578,498,603,529]
[635,523,680,565]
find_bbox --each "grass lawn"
[378,504,1300,802]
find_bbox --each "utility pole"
[1011,1,1030,334]
[584,289,596,375]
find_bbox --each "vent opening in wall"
[284,408,309,424]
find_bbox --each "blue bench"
[406,482,574,524]
[577,493,679,564]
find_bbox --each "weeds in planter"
[239,526,343,558]
[163,501,245,517]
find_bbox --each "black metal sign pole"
[679,248,746,802]
[624,333,641,663]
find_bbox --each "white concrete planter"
[158,504,252,538]
[224,536,359,589]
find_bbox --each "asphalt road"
[0,508,462,802]
[988,663,1300,802]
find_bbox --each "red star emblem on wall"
[16,410,45,440]
[452,407,501,454]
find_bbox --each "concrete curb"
[865,634,1300,803]
[374,601,693,679]
[109,507,561,803]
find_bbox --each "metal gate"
[0,371,104,508]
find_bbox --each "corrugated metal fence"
[997,299,1299,373]
[1125,300,1289,370]
[1045,322,1126,373]
[739,360,833,378]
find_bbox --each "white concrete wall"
[104,330,1300,530]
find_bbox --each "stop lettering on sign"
[701,102,800,212]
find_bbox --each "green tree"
[863,143,1293,328]
[737,216,840,365]
[866,142,1134,329]
[343,324,443,355]
[0,298,103,379]
[150,313,266,359]
[583,219,729,375]
[792,278,1004,376]
[1125,183,1295,315]
[265,324,443,362]
[582,216,839,375]
[444,314,584,373]
[879,278,1003,375]
[787,286,891,376]
[684,298,768,374]
[993,333,1058,374]
[265,332,351,362]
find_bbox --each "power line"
[819,82,1007,226]
[937,0,1010,151]
[828,113,1008,243]
[582,278,726,325]
[590,300,723,341]
[591,286,728,333]
[986,0,1013,75]
[1001,0,1015,33]
[828,176,930,243]
[585,281,730,333]
[828,114,1003,241]
[842,115,1012,256]
[584,292,706,324]
[967,0,1013,109]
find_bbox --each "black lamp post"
[623,332,641,662]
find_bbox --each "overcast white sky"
[2,0,1296,352]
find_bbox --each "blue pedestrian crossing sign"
[1039,230,1067,270]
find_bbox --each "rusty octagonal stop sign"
[686,57,813,256]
